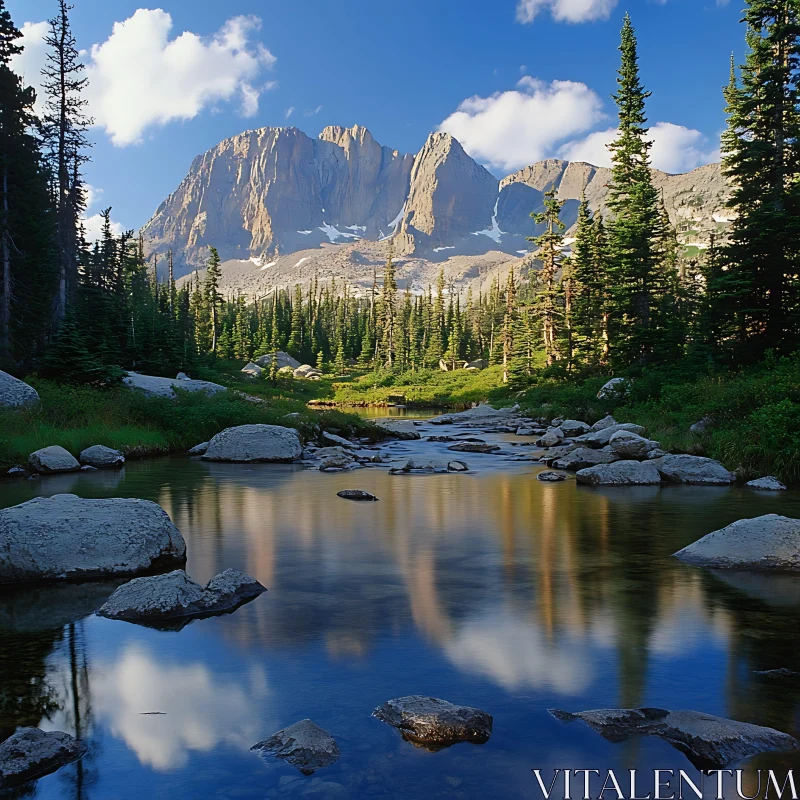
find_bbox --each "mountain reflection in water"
[1,436,799,798]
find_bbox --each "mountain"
[142,124,730,295]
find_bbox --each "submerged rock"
[428,435,456,443]
[746,476,787,491]
[0,495,186,584]
[29,446,80,474]
[373,696,492,749]
[537,471,568,483]
[0,728,87,790]
[576,460,661,487]
[97,568,266,624]
[447,442,501,454]
[79,445,125,469]
[251,719,340,774]
[674,514,800,571]
[337,490,379,501]
[651,454,735,486]
[202,424,303,463]
[549,707,798,769]
[0,370,39,408]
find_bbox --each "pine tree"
[719,5,800,359]
[204,247,223,353]
[425,270,446,367]
[377,246,398,369]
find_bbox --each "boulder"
[609,430,660,460]
[29,446,80,474]
[390,459,449,474]
[294,364,322,379]
[516,427,535,436]
[597,378,630,400]
[0,370,39,408]
[429,415,454,425]
[591,415,617,431]
[337,490,379,501]
[575,423,647,449]
[690,416,715,434]
[549,708,798,770]
[79,445,125,469]
[746,476,787,491]
[255,351,301,370]
[251,720,339,775]
[0,728,86,790]
[651,454,735,486]
[373,696,492,748]
[646,448,667,459]
[175,372,191,380]
[448,460,469,472]
[202,424,303,463]
[322,431,356,449]
[674,514,800,571]
[536,427,565,448]
[320,454,355,471]
[559,420,591,437]
[576,460,662,487]
[188,441,209,456]
[374,419,421,440]
[0,495,186,584]
[428,435,456,443]
[447,442,501,454]
[123,371,226,399]
[97,568,266,624]
[552,448,620,471]
[241,362,264,378]
[537,471,568,483]
[6,466,28,476]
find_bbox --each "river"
[1,416,799,798]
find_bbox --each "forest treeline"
[0,0,797,388]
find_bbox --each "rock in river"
[0,728,87,790]
[97,568,266,624]
[552,448,619,472]
[674,514,800,571]
[549,707,798,769]
[609,430,660,460]
[0,369,39,408]
[0,494,186,584]
[79,445,125,469]
[202,424,303,463]
[373,696,493,748]
[559,420,591,437]
[374,419,421,440]
[575,423,646,449]
[188,441,209,456]
[537,471,568,482]
[447,442,501,454]
[746,476,787,491]
[651,454,735,486]
[29,445,80,474]
[576,460,662,487]
[337,490,379,501]
[251,719,340,774]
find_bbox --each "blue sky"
[9,0,742,235]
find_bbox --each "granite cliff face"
[144,124,729,290]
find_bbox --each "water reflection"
[1,434,800,796]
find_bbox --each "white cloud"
[304,104,323,116]
[516,0,619,24]
[284,106,295,119]
[85,10,276,146]
[438,76,607,173]
[84,184,104,211]
[9,21,49,116]
[558,122,719,173]
[83,212,124,243]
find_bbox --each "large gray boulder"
[374,419,421,440]
[373,696,492,748]
[536,427,565,448]
[294,364,323,379]
[322,431,356,449]
[575,423,646,449]
[0,728,87,790]
[550,708,798,769]
[651,454,735,485]
[591,415,617,431]
[255,351,301,370]
[674,514,800,571]
[552,448,620,471]
[746,476,787,491]
[251,719,340,775]
[123,371,226,399]
[559,420,591,437]
[0,370,39,408]
[29,446,80,474]
[79,445,125,469]
[241,361,263,378]
[597,378,630,400]
[97,568,266,624]
[0,494,186,584]
[609,430,660,460]
[202,424,303,462]
[576,460,662,487]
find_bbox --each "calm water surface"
[1,419,799,799]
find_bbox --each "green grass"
[503,354,800,485]
[0,373,382,470]
[329,365,507,408]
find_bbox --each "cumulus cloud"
[438,76,607,173]
[9,21,49,115]
[82,212,124,243]
[84,10,276,146]
[559,122,719,173]
[516,0,619,24]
